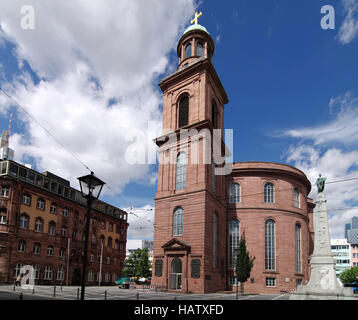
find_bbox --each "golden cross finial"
[191,11,202,25]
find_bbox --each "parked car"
[115,276,130,289]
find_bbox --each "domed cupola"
[177,11,215,70]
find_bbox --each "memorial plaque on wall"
[155,259,163,277]
[191,259,201,278]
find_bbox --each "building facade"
[151,21,314,294]
[331,239,351,276]
[0,160,128,285]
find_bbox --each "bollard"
[53,285,56,297]
[77,288,80,300]
[19,292,23,300]
[136,292,139,300]
[104,290,107,300]
[13,282,15,291]
[32,287,35,294]
[174,296,176,300]
[61,282,63,291]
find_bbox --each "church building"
[152,14,315,294]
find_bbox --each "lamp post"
[77,172,105,301]
[234,248,239,300]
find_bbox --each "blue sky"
[0,0,358,245]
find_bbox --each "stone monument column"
[290,174,355,300]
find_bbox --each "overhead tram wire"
[0,86,154,217]
[0,86,92,174]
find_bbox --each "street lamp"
[77,171,105,300]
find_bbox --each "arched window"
[212,101,218,129]
[265,219,276,270]
[35,217,43,232]
[296,223,301,273]
[228,220,240,269]
[176,152,187,190]
[18,240,26,253]
[229,183,241,203]
[56,265,65,281]
[44,266,53,280]
[22,193,31,206]
[196,42,204,56]
[115,239,120,250]
[294,188,300,208]
[33,243,41,255]
[88,270,95,282]
[33,265,40,280]
[264,183,275,203]
[0,185,10,197]
[100,235,105,246]
[106,256,111,265]
[47,246,54,257]
[213,213,218,268]
[173,207,183,236]
[13,263,24,278]
[178,96,189,128]
[108,237,113,248]
[19,214,29,229]
[37,198,45,210]
[48,221,56,236]
[50,202,57,214]
[0,209,7,224]
[59,248,65,259]
[185,43,192,58]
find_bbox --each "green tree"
[122,248,151,279]
[339,266,358,284]
[236,233,255,295]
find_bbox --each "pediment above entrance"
[161,238,191,253]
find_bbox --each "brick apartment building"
[151,20,315,294]
[0,159,128,285]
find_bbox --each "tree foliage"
[236,233,255,295]
[122,248,151,278]
[339,266,358,284]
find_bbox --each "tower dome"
[176,12,214,70]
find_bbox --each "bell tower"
[152,12,229,294]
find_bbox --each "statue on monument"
[315,174,327,193]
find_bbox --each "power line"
[0,86,92,173]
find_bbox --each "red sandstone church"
[152,16,315,294]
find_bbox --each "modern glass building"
[331,239,351,277]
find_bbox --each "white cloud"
[0,0,196,194]
[337,0,358,44]
[282,92,358,147]
[283,93,358,239]
[124,205,155,240]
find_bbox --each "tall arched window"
[228,220,240,269]
[178,96,189,128]
[176,152,187,190]
[265,219,276,270]
[196,42,204,56]
[213,213,218,268]
[173,207,183,236]
[264,183,275,203]
[296,223,301,273]
[229,183,241,203]
[185,43,192,58]
[0,209,7,224]
[37,198,45,210]
[294,188,300,208]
